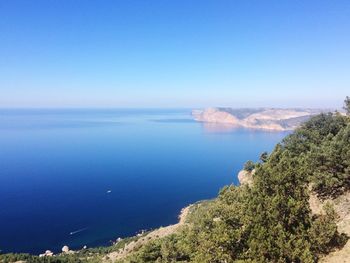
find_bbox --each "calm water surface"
[0,109,287,254]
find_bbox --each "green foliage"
[282,113,347,157]
[259,151,269,163]
[278,111,349,198]
[184,200,214,224]
[344,96,350,115]
[308,203,345,255]
[243,160,255,172]
[124,232,192,262]
[280,112,350,198]
[307,123,350,198]
[245,149,315,262]
[0,253,94,263]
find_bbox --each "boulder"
[238,169,254,186]
[62,245,70,253]
[39,250,53,257]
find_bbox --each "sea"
[0,109,287,254]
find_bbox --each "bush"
[243,160,255,172]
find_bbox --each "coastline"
[27,204,195,261]
[103,204,193,262]
[3,169,248,260]
[101,169,251,262]
[5,169,349,262]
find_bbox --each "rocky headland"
[192,107,331,131]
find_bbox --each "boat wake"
[69,227,88,235]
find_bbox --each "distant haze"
[0,1,349,108]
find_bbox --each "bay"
[0,109,287,254]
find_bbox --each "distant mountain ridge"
[192,107,335,131]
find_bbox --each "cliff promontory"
[192,107,329,131]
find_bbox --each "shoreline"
[3,170,246,259]
[18,204,194,260]
[102,204,193,261]
[3,169,245,259]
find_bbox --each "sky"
[0,0,349,108]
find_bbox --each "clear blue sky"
[0,0,349,108]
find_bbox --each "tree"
[246,149,314,262]
[259,151,268,163]
[308,203,345,255]
[244,160,255,172]
[344,96,350,115]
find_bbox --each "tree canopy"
[344,96,350,115]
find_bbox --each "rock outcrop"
[238,169,254,186]
[61,245,70,253]
[39,250,53,257]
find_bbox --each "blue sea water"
[0,109,287,254]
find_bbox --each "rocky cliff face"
[192,107,328,131]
